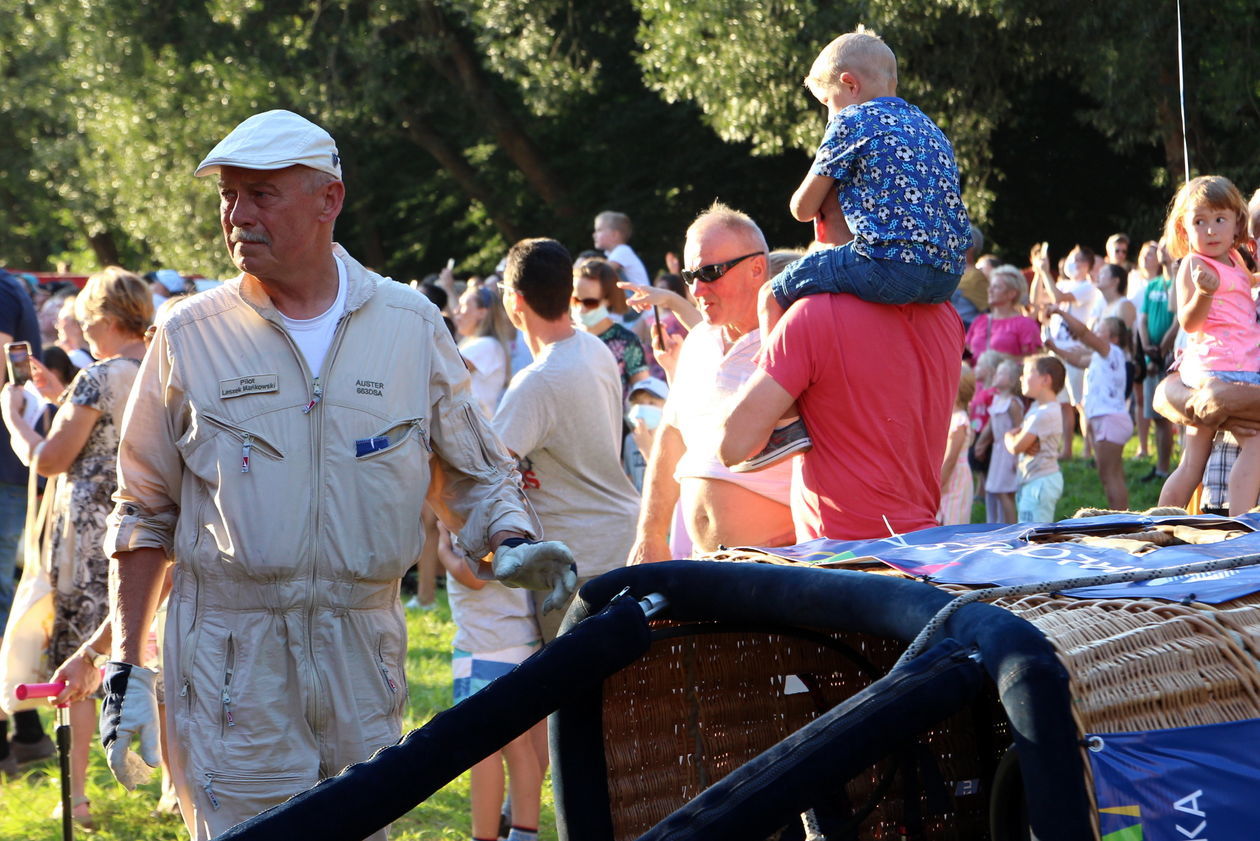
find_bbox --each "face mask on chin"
[577,305,609,328]
[627,403,662,430]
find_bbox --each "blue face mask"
[627,403,662,430]
[576,305,609,328]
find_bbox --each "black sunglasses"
[572,296,602,309]
[681,252,763,285]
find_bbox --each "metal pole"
[55,704,73,841]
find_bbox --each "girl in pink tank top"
[1158,176,1260,515]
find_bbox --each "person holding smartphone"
[0,268,52,775]
[0,267,150,825]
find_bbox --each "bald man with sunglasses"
[628,202,795,564]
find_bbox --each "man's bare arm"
[109,548,169,663]
[628,422,685,565]
[717,369,795,467]
[1154,374,1260,435]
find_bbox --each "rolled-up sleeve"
[105,324,185,558]
[424,317,538,561]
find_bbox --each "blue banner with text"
[752,513,1260,603]
[1087,719,1260,840]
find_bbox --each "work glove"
[492,538,578,614]
[99,662,160,789]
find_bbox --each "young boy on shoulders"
[738,26,971,472]
[593,210,650,288]
[1005,355,1067,523]
[773,25,971,313]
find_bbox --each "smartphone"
[5,341,32,386]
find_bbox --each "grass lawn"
[971,432,1167,523]
[0,432,1171,839]
[0,596,558,841]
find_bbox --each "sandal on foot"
[51,795,94,830]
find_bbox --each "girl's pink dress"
[938,409,974,525]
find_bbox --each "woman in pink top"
[964,265,1043,361]
[1157,176,1260,515]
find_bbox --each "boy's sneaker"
[732,418,813,473]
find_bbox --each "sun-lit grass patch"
[0,592,557,841]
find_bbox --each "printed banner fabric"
[1088,719,1260,840]
[751,513,1260,604]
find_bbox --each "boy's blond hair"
[1161,175,1249,259]
[806,26,897,97]
[996,359,1023,396]
[595,210,632,240]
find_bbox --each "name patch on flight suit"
[219,373,279,399]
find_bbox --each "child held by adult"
[742,25,971,472]
[1157,176,1260,515]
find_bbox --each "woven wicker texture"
[596,535,1260,839]
[600,621,1006,841]
[709,540,1260,734]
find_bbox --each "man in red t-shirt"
[719,294,963,540]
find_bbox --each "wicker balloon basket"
[591,524,1260,841]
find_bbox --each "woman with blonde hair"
[0,266,151,827]
[964,265,1042,361]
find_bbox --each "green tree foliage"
[1,0,1256,278]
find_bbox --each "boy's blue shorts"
[771,241,960,309]
[1016,471,1064,524]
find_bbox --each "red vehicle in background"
[10,271,91,290]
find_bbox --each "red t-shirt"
[761,296,964,541]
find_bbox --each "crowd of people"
[0,22,1258,841]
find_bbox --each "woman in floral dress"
[1,266,151,826]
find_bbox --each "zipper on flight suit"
[203,772,221,810]
[376,637,398,694]
[259,308,345,776]
[221,634,236,732]
[303,316,352,772]
[302,379,323,414]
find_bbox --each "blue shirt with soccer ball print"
[811,96,971,275]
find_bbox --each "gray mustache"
[230,227,271,245]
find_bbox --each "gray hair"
[687,200,769,255]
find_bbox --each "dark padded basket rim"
[552,562,1092,841]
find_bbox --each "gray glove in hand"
[99,662,160,789]
[492,538,578,613]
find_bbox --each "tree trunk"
[418,0,575,220]
[1155,66,1187,187]
[340,155,389,271]
[404,118,523,243]
[85,228,120,267]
